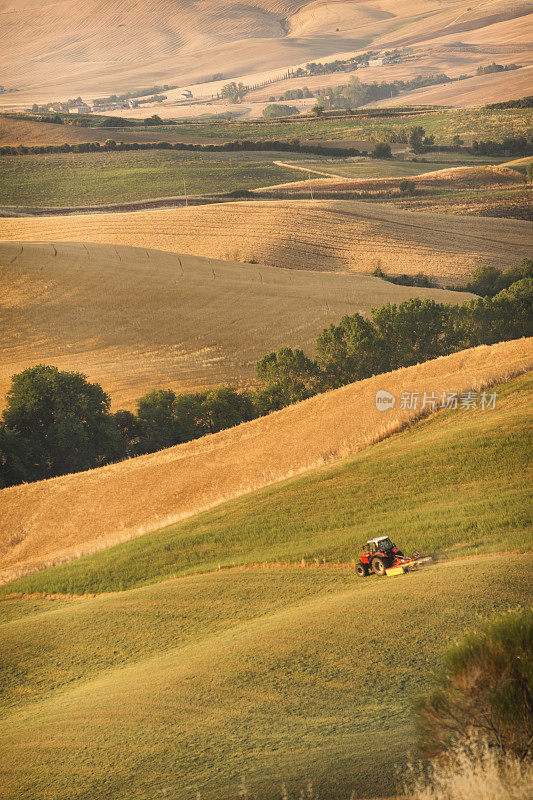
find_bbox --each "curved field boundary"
[1,338,531,583]
[0,240,474,409]
[0,199,531,279]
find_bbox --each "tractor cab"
[366,536,395,556]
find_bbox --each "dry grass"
[1,199,531,280]
[0,338,531,583]
[0,240,474,409]
[403,736,533,800]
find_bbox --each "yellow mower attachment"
[385,565,406,576]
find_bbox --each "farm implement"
[356,536,432,578]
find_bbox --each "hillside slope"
[256,165,525,195]
[1,338,531,583]
[0,1,531,107]
[0,240,474,409]
[4,371,530,596]
[1,199,531,279]
[1,553,530,800]
[366,65,533,108]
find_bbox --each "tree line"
[1,268,531,489]
[0,139,363,158]
[315,74,455,110]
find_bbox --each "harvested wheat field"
[0,240,474,409]
[1,199,531,280]
[1,338,531,583]
[367,65,533,108]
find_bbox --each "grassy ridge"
[3,373,530,596]
[1,554,531,800]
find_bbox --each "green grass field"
[0,150,308,206]
[1,555,531,800]
[3,374,530,597]
[1,374,531,800]
[124,108,533,145]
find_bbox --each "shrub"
[416,609,533,760]
[465,259,533,297]
[373,142,392,159]
[262,104,299,119]
[399,179,416,195]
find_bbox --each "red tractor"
[356,536,430,577]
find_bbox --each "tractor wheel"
[356,563,368,578]
[372,557,387,576]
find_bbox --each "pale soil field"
[91,98,316,122]
[0,1,531,110]
[247,48,533,102]
[0,199,531,280]
[366,65,533,108]
[0,339,531,582]
[0,240,474,409]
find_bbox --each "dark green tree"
[199,387,256,434]
[135,389,181,453]
[1,365,124,482]
[0,424,31,489]
[255,347,318,410]
[315,314,379,388]
[409,125,426,153]
[373,142,392,159]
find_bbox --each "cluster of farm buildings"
[49,89,194,115]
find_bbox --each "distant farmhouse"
[69,102,92,114]
[368,57,390,67]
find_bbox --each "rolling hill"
[1,338,531,584]
[1,199,531,280]
[0,240,475,409]
[256,164,526,195]
[366,65,533,108]
[0,371,531,798]
[1,0,532,108]
[0,554,530,800]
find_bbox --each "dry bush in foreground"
[403,736,533,800]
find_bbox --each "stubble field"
[0,240,475,409]
[1,198,531,279]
